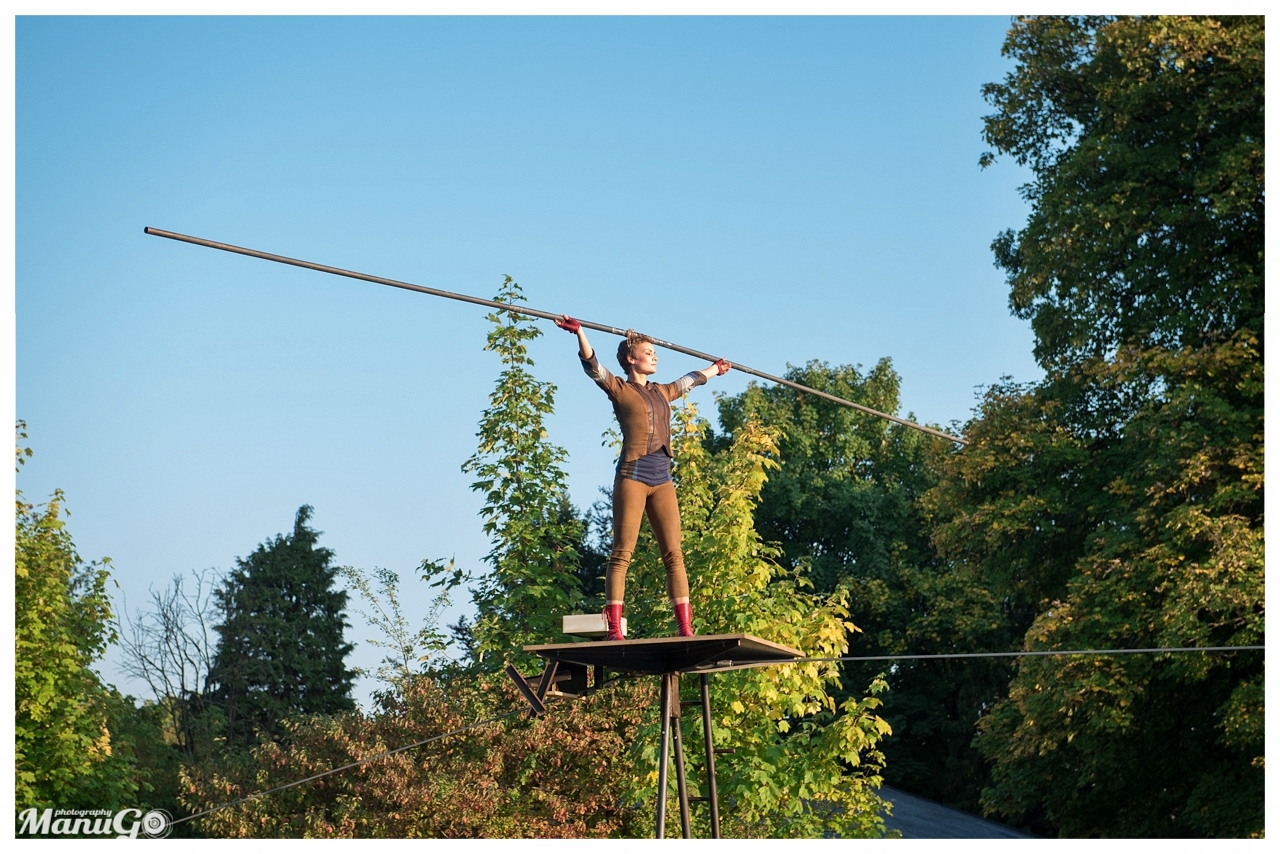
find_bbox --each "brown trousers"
[606,476,690,604]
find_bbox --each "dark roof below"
[524,633,803,675]
[881,787,1037,839]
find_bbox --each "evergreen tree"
[208,505,356,746]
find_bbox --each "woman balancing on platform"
[555,315,731,641]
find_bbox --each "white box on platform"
[562,613,625,638]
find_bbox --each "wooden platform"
[523,633,803,675]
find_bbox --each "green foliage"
[180,674,654,838]
[461,276,584,663]
[14,423,139,810]
[981,15,1263,370]
[928,15,1266,837]
[945,344,1265,837]
[715,360,930,595]
[717,364,1009,812]
[103,693,196,833]
[208,505,357,747]
[619,401,893,837]
[340,559,466,687]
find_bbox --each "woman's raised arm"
[555,314,593,360]
[697,358,732,381]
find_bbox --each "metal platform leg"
[656,673,671,838]
[700,672,721,838]
[671,674,691,838]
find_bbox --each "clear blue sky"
[15,15,1040,706]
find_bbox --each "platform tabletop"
[523,633,803,674]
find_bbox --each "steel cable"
[703,645,1265,672]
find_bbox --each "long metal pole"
[144,226,967,445]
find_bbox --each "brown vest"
[581,354,707,464]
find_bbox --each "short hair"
[617,329,654,371]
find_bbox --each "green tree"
[14,423,138,811]
[928,15,1264,837]
[714,360,930,596]
[617,401,893,837]
[461,276,585,663]
[715,365,1004,812]
[208,505,356,747]
[180,672,655,838]
[980,15,1262,370]
[340,558,465,687]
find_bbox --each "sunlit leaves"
[982,16,1263,371]
[963,15,1264,837]
[15,447,137,810]
[618,401,893,838]
[461,276,583,663]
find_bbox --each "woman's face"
[628,342,658,376]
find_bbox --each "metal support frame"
[654,671,721,839]
[700,673,722,837]
[517,634,803,839]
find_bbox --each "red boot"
[604,603,625,641]
[674,601,694,637]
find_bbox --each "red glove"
[557,315,581,333]
[715,359,731,375]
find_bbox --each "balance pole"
[143,226,967,446]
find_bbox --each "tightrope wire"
[713,645,1265,672]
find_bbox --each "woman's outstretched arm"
[554,314,593,360]
[697,359,732,380]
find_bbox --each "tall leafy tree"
[714,359,931,596]
[461,276,584,663]
[716,364,1011,812]
[208,505,356,746]
[619,401,893,837]
[15,423,139,810]
[925,15,1263,837]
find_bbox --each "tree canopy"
[942,15,1264,837]
[15,424,140,811]
[704,16,1264,837]
[461,275,586,663]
